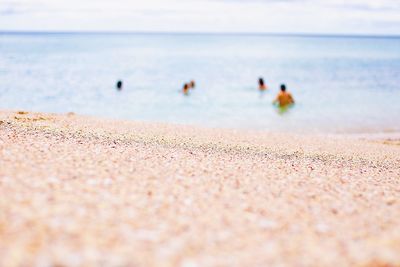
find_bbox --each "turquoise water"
[0,33,399,133]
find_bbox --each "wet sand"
[0,110,399,267]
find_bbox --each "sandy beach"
[0,110,399,267]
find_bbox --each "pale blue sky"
[1,0,400,35]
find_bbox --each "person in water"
[189,80,196,89]
[116,80,123,91]
[183,83,190,95]
[273,84,295,107]
[258,78,267,91]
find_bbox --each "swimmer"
[273,84,295,107]
[189,80,196,89]
[258,78,267,91]
[182,83,190,95]
[116,80,123,91]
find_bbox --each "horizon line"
[0,30,400,39]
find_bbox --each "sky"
[1,0,400,35]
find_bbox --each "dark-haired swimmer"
[273,84,294,107]
[258,78,267,91]
[116,80,123,91]
[189,80,196,89]
[182,83,190,95]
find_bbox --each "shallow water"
[0,33,399,133]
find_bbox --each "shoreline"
[3,109,400,141]
[1,110,399,266]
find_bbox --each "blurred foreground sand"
[0,111,399,267]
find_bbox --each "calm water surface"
[0,33,399,133]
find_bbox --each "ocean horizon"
[2,31,400,39]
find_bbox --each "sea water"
[0,33,399,133]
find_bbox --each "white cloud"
[0,0,399,34]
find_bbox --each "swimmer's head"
[280,84,286,92]
[183,83,190,95]
[116,80,123,90]
[259,78,264,86]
